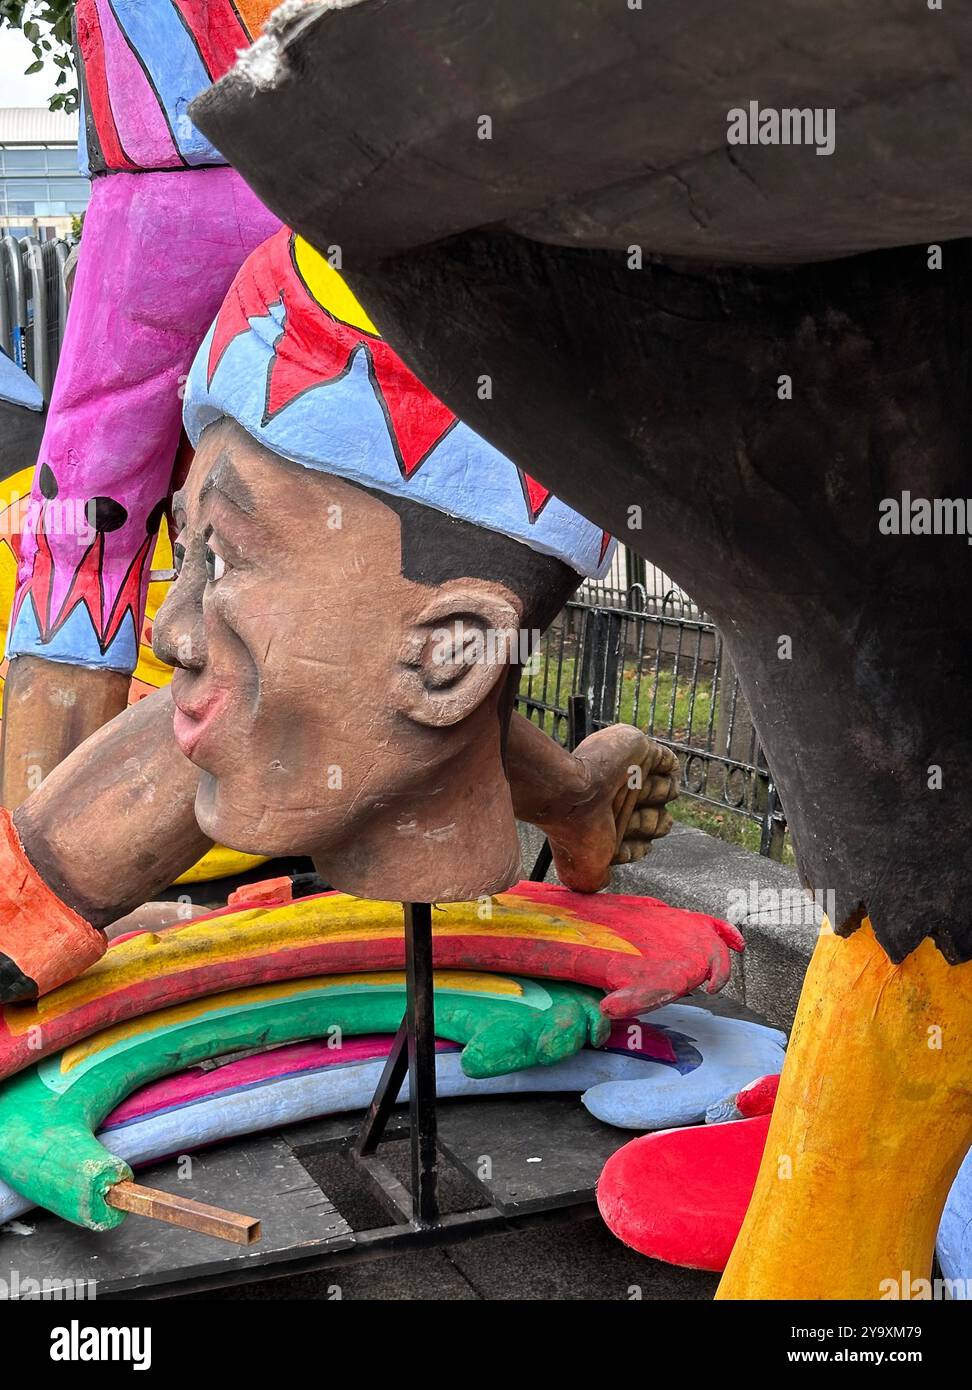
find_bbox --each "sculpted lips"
[171,687,230,761]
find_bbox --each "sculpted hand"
[600,912,744,1017]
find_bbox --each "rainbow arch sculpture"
[0,880,742,1081]
[0,970,608,1231]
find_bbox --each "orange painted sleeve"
[0,809,106,998]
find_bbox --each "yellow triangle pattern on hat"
[293,237,379,337]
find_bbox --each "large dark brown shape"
[192,0,972,267]
[190,0,972,963]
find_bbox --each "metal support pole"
[354,1016,409,1156]
[22,237,50,398]
[759,779,787,861]
[351,902,439,1227]
[0,247,11,361]
[567,692,591,748]
[404,901,439,1227]
[580,608,624,728]
[1,236,27,371]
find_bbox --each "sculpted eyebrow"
[198,452,257,515]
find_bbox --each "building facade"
[0,107,89,242]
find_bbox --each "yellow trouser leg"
[717,919,972,1300]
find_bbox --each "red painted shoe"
[596,1075,777,1271]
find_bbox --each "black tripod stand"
[351,694,591,1227]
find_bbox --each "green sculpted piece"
[0,970,607,1230]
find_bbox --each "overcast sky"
[0,26,58,106]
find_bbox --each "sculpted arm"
[1,686,210,1001]
[15,685,210,926]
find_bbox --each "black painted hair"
[365,487,581,636]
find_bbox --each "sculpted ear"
[397,582,524,728]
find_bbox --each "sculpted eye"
[173,540,186,575]
[205,543,227,583]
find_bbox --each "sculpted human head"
[156,229,612,901]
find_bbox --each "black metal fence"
[516,554,788,859]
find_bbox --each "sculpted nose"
[152,575,206,673]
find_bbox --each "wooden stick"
[106,1181,262,1245]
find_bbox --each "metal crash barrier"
[0,234,71,402]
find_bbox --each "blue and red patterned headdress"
[183,229,613,578]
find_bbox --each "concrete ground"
[185,1141,719,1301]
[190,1218,719,1301]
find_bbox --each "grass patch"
[521,652,714,744]
[669,799,795,865]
